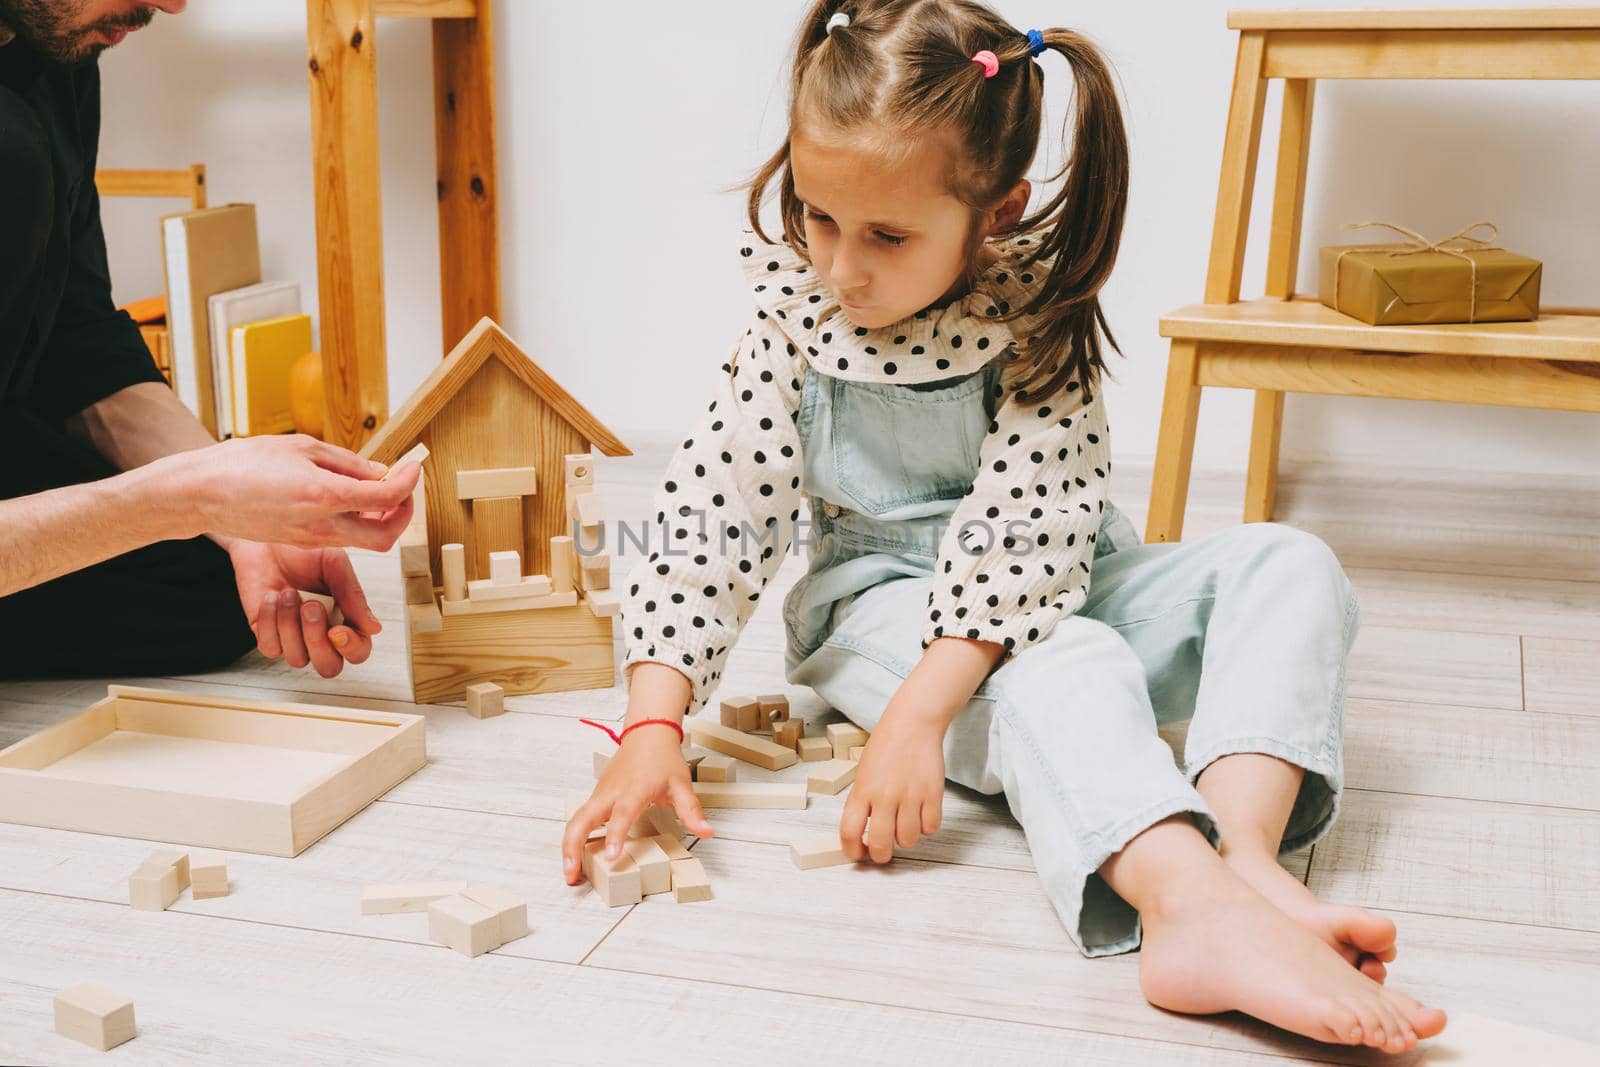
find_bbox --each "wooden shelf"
[1228,8,1600,32]
[375,0,475,17]
[1161,299,1600,362]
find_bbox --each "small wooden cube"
[563,453,595,487]
[54,984,136,1051]
[756,694,789,729]
[461,884,529,946]
[849,745,865,762]
[621,836,672,896]
[190,858,229,900]
[488,550,522,585]
[428,894,501,957]
[826,722,869,759]
[465,682,505,720]
[694,753,736,783]
[720,697,759,732]
[404,572,435,606]
[670,857,713,903]
[142,849,190,889]
[772,719,802,750]
[128,864,180,911]
[582,840,642,907]
[806,758,858,796]
[797,736,833,763]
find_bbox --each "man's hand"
[840,704,948,864]
[162,435,419,550]
[227,541,382,678]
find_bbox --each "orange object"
[290,349,325,439]
[119,294,168,325]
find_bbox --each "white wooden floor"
[2,448,1597,1066]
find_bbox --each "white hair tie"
[826,12,851,34]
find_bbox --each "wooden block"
[440,589,578,616]
[582,839,641,906]
[54,983,136,1051]
[455,466,537,500]
[772,718,802,750]
[563,453,594,488]
[621,836,672,896]
[686,716,798,771]
[141,849,190,889]
[427,893,500,957]
[471,495,524,576]
[592,748,613,779]
[465,682,504,720]
[410,596,615,703]
[382,441,430,480]
[643,805,684,839]
[408,599,444,634]
[574,491,604,527]
[550,535,575,593]
[400,536,430,579]
[128,864,179,911]
[718,697,750,729]
[404,572,435,606]
[797,737,833,763]
[460,883,529,945]
[691,780,807,810]
[584,588,620,617]
[682,747,708,778]
[190,858,229,899]
[488,550,522,585]
[789,834,852,870]
[826,722,869,759]
[441,542,467,602]
[806,758,858,796]
[651,832,692,862]
[849,745,865,762]
[694,753,735,783]
[578,551,610,590]
[360,881,468,914]
[670,857,713,903]
[757,694,789,729]
[467,574,552,601]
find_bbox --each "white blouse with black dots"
[618,233,1113,715]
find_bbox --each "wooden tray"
[0,686,426,857]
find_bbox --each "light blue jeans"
[782,363,1359,956]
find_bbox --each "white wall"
[99,0,1599,477]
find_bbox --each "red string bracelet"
[579,717,685,746]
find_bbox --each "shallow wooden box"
[0,686,426,857]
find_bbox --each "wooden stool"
[1146,8,1600,543]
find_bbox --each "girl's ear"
[987,179,1032,236]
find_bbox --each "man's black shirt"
[0,36,166,421]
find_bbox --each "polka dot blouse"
[619,232,1113,715]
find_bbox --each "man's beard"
[0,0,155,65]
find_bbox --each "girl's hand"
[840,706,947,864]
[560,723,715,885]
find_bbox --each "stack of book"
[157,203,313,439]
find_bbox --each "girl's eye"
[805,209,834,226]
[875,231,907,246]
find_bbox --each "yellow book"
[229,314,311,437]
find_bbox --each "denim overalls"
[782,361,1360,957]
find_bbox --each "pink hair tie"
[972,49,1000,78]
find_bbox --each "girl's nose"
[830,248,869,291]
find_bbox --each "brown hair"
[747,0,1130,403]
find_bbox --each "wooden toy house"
[361,318,631,704]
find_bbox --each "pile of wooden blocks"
[128,849,228,910]
[360,881,530,958]
[685,694,869,801]
[571,802,712,907]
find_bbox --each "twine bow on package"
[1318,221,1542,326]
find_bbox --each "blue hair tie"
[1025,28,1045,57]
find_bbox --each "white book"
[206,282,301,437]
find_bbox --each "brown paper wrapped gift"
[1318,222,1541,326]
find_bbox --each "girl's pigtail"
[1010,29,1129,405]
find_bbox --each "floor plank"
[2,890,1273,1067]
[1345,626,1522,710]
[587,836,1359,1065]
[1307,790,1600,932]
[1344,568,1600,641]
[1344,698,1600,811]
[1522,636,1600,717]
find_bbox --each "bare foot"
[1226,850,1398,982]
[1138,866,1447,1054]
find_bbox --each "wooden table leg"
[1145,339,1203,544]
